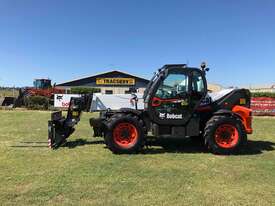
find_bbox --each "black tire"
[105,113,145,154]
[204,115,247,155]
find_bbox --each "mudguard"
[213,107,252,134]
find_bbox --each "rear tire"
[105,114,145,154]
[204,115,247,155]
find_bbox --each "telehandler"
[48,63,252,154]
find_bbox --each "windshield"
[143,70,161,99]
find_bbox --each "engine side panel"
[214,88,251,110]
[196,88,252,135]
[151,116,200,137]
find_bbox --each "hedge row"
[24,96,50,110]
[69,87,100,94]
[251,92,275,98]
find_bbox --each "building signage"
[96,78,135,85]
[251,97,275,116]
[54,94,81,108]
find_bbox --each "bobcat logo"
[159,113,166,119]
[56,95,63,101]
[159,113,183,120]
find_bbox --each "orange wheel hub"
[113,123,138,149]
[214,124,239,148]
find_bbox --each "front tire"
[105,114,145,154]
[204,115,247,155]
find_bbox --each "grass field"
[0,89,18,98]
[0,110,275,205]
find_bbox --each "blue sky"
[0,0,274,87]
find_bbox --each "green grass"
[0,110,275,205]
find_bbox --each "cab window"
[191,71,205,93]
[155,72,188,99]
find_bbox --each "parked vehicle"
[48,63,252,154]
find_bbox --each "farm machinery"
[28,79,63,98]
[15,79,64,107]
[48,63,253,154]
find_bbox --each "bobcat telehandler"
[48,63,253,154]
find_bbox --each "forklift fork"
[48,97,85,149]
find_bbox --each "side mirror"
[200,62,210,72]
[201,62,206,70]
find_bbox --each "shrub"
[69,87,100,94]
[24,95,50,110]
[251,92,275,98]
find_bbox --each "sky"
[0,0,275,87]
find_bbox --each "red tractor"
[48,64,253,155]
[15,79,64,107]
[26,79,64,98]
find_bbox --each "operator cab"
[144,64,207,126]
[33,79,52,89]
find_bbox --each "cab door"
[147,67,207,126]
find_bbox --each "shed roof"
[57,70,149,86]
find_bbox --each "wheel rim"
[214,124,239,148]
[113,123,138,149]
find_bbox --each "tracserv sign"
[96,78,135,85]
